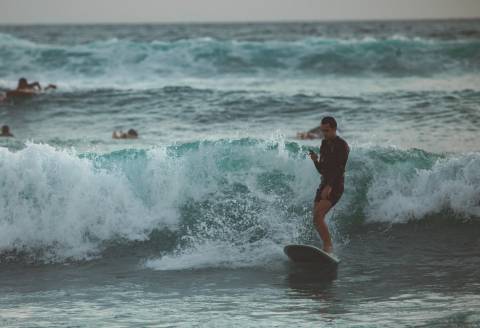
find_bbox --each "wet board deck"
[284,244,340,265]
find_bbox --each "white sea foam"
[0,140,478,265]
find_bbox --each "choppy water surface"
[0,20,479,327]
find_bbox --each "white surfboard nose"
[284,244,340,265]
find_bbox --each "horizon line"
[1,16,479,27]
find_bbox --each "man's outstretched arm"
[28,82,42,90]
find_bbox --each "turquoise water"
[0,21,479,327]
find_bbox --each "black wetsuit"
[313,135,350,206]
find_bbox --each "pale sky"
[1,0,479,24]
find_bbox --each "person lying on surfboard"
[2,78,57,100]
[308,116,349,254]
[296,125,322,139]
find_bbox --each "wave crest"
[0,139,478,264]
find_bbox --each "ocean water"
[0,20,479,327]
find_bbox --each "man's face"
[320,123,336,139]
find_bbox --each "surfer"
[4,78,57,99]
[0,125,14,137]
[112,129,139,139]
[297,125,322,139]
[309,116,349,254]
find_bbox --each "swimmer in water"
[0,125,14,137]
[112,129,139,139]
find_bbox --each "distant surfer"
[0,125,14,137]
[297,125,323,139]
[2,78,57,100]
[112,129,138,139]
[309,116,349,254]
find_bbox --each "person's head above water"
[127,129,138,138]
[1,125,13,136]
[17,78,28,89]
[320,116,337,140]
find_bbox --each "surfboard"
[284,244,340,265]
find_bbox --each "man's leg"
[313,199,333,253]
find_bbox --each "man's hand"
[309,151,318,162]
[30,82,42,90]
[321,185,332,200]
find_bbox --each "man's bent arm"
[313,158,323,175]
[325,142,349,186]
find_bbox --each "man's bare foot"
[323,245,333,254]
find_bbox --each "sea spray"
[0,139,478,265]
